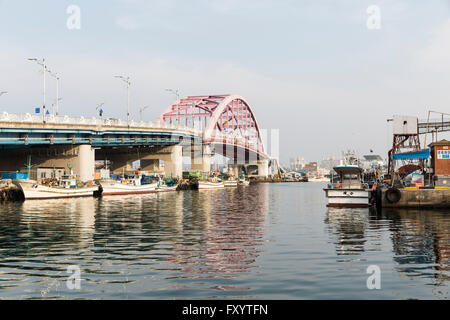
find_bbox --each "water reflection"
[0,185,269,298]
[382,208,450,284]
[325,208,372,256]
[325,206,450,288]
[167,186,268,278]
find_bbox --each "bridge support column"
[108,156,134,174]
[191,144,211,173]
[162,145,182,178]
[257,159,269,178]
[74,145,95,182]
[229,163,242,178]
[139,145,183,178]
[140,159,161,173]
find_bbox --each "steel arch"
[158,94,266,157]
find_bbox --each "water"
[0,183,449,299]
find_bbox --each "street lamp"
[114,75,131,126]
[28,58,48,122]
[0,91,7,96]
[139,105,150,121]
[165,88,180,101]
[47,70,60,116]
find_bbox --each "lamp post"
[139,105,150,121]
[114,75,131,126]
[0,91,7,97]
[48,70,60,116]
[165,88,180,101]
[28,58,48,122]
[96,103,105,117]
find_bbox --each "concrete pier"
[380,187,450,208]
[191,144,212,173]
[102,145,183,178]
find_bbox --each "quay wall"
[381,188,450,208]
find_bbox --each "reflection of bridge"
[0,94,271,181]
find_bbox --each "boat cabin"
[332,166,364,189]
[61,174,77,188]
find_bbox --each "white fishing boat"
[198,179,225,189]
[323,152,374,208]
[13,174,98,200]
[99,174,158,196]
[224,179,238,187]
[238,178,250,186]
[309,176,330,183]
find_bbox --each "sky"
[1,0,450,165]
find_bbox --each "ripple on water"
[0,184,449,299]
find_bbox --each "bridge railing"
[0,112,202,136]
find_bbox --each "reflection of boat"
[198,180,225,189]
[100,174,158,196]
[13,175,98,200]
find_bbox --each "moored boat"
[323,165,374,208]
[238,178,250,186]
[198,179,225,189]
[13,174,98,200]
[224,179,238,187]
[99,174,158,196]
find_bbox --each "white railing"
[0,112,202,136]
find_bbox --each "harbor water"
[0,183,448,299]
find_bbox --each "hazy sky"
[1,0,450,164]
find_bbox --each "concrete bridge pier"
[257,159,269,178]
[106,145,183,179]
[191,144,212,173]
[140,145,183,178]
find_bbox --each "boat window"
[343,174,359,180]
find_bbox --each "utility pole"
[114,75,131,127]
[165,88,180,101]
[48,70,61,115]
[139,106,150,121]
[28,58,48,123]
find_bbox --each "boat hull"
[198,181,225,189]
[224,180,238,187]
[156,185,178,192]
[324,188,372,208]
[13,179,98,200]
[100,181,158,196]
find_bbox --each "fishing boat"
[323,152,374,208]
[99,174,158,196]
[198,178,225,189]
[224,179,238,187]
[238,178,250,186]
[13,174,98,200]
[155,177,178,192]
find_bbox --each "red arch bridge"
[0,94,277,181]
[159,94,274,176]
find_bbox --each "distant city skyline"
[1,0,450,163]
